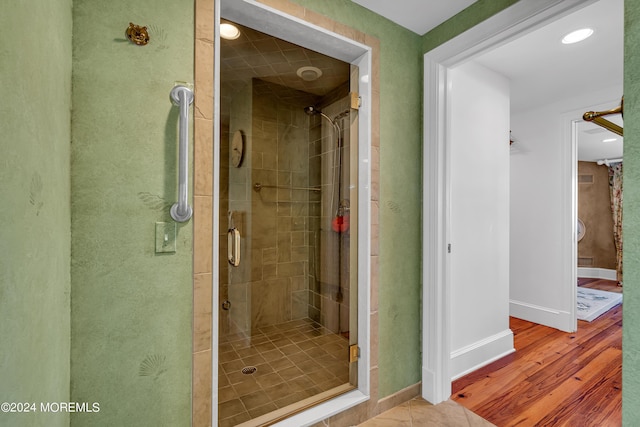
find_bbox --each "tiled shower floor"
[218,318,351,427]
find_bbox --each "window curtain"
[608,162,623,285]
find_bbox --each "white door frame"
[421,0,597,404]
[214,1,373,424]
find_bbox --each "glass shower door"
[217,20,358,426]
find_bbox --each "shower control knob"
[222,300,231,310]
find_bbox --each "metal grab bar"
[169,85,194,222]
[253,182,321,192]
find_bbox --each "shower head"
[304,106,320,116]
[304,106,336,127]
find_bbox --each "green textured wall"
[289,0,424,398]
[70,1,194,425]
[0,1,72,427]
[421,0,519,54]
[623,1,640,423]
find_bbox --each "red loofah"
[331,214,350,233]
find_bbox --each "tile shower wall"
[308,96,352,334]
[227,79,319,333]
[251,80,313,327]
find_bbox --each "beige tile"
[371,145,380,172]
[194,196,213,274]
[334,21,367,45]
[194,273,212,352]
[376,383,421,416]
[257,0,305,19]
[264,382,295,401]
[369,311,379,368]
[219,412,251,427]
[359,403,412,427]
[233,376,260,396]
[255,371,283,389]
[369,366,379,402]
[354,398,496,427]
[330,400,371,426]
[219,385,238,403]
[194,118,213,197]
[195,38,214,120]
[195,0,214,40]
[422,400,497,427]
[371,200,379,226]
[248,402,279,418]
[219,398,246,420]
[240,390,272,410]
[193,350,212,427]
[370,255,379,312]
[371,224,379,256]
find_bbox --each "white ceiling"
[472,0,623,161]
[355,0,623,161]
[350,0,477,35]
[577,117,623,162]
[473,0,623,115]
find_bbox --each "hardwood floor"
[452,280,622,426]
[578,277,622,293]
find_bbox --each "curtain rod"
[583,97,623,136]
[597,158,623,166]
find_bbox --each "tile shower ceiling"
[220,20,350,124]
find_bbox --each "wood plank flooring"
[452,280,622,426]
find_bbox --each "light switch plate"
[155,222,176,253]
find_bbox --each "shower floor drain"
[241,366,257,375]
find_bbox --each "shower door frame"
[213,0,373,424]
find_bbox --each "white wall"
[448,61,514,379]
[509,84,623,332]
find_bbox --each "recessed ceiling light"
[220,23,241,40]
[603,138,618,143]
[562,28,594,44]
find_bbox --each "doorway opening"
[422,0,622,404]
[212,1,373,425]
[218,19,357,425]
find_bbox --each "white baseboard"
[450,329,514,381]
[510,299,573,332]
[421,368,448,405]
[578,267,616,281]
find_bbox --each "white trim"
[272,390,368,427]
[564,116,579,333]
[422,0,596,405]
[450,329,515,381]
[509,300,573,332]
[578,268,617,281]
[215,1,373,424]
[426,0,599,66]
[221,0,369,62]
[212,0,221,422]
[422,57,451,405]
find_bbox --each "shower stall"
[217,20,359,426]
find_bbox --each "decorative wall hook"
[126,23,149,46]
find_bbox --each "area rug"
[577,288,622,322]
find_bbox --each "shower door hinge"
[349,344,360,363]
[350,92,361,110]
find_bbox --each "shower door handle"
[169,85,194,222]
[228,228,240,267]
